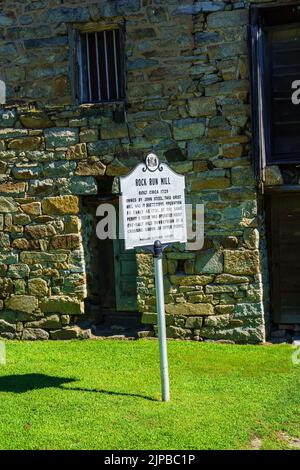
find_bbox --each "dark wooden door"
[267,192,300,323]
[113,238,137,312]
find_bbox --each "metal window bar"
[86,33,92,102]
[95,32,102,101]
[78,34,84,103]
[113,29,119,100]
[103,30,110,101]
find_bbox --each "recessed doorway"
[266,191,300,325]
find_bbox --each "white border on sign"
[120,155,187,251]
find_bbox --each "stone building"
[0,0,299,342]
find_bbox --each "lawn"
[0,339,299,450]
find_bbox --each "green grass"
[0,339,299,450]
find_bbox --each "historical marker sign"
[120,153,187,250]
[120,153,187,402]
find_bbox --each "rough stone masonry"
[0,0,272,342]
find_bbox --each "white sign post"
[120,153,187,402]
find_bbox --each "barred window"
[73,26,125,104]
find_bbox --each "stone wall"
[0,0,273,342]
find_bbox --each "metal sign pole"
[153,240,170,402]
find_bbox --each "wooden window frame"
[249,1,300,177]
[69,21,126,105]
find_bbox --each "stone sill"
[0,101,126,114]
[264,185,300,193]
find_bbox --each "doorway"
[266,191,300,325]
[83,193,138,322]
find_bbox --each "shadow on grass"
[0,374,157,402]
[66,386,157,402]
[0,373,76,393]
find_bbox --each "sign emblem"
[145,152,160,172]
